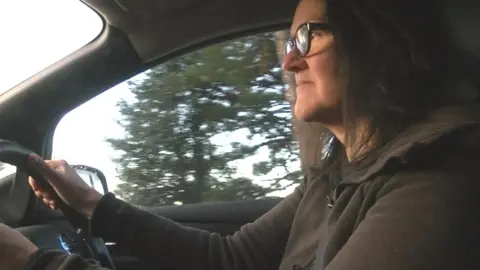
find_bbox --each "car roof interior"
[0,0,478,155]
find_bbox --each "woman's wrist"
[81,190,103,218]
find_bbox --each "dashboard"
[17,221,118,268]
[17,224,75,252]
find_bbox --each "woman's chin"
[294,104,341,124]
[294,96,321,121]
[294,106,319,122]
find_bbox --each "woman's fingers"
[27,155,101,217]
[34,186,55,207]
[29,176,57,208]
[49,201,57,210]
[42,197,50,205]
[33,189,42,198]
[27,154,64,187]
[41,192,52,200]
[28,155,66,208]
[28,177,39,192]
[43,198,56,210]
[29,177,50,198]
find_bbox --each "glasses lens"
[285,39,294,55]
[295,25,309,56]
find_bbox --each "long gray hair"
[294,0,453,173]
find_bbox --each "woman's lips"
[296,81,313,87]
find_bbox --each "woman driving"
[1,0,480,269]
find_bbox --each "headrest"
[440,0,480,79]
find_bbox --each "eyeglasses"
[285,21,331,57]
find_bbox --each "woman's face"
[283,0,342,125]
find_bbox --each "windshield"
[0,0,103,94]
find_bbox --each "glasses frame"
[285,21,331,57]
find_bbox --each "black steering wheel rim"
[0,139,115,269]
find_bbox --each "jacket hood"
[345,104,480,184]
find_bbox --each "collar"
[342,104,480,185]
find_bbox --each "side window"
[52,31,301,207]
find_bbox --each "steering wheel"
[0,139,115,270]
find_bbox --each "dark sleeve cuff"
[90,192,123,238]
[89,192,156,253]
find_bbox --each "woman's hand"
[28,154,103,218]
[0,224,38,270]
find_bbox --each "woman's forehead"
[290,0,326,36]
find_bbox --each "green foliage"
[107,32,302,207]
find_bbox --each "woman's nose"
[282,50,307,72]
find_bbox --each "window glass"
[0,1,102,187]
[0,0,103,94]
[53,30,302,207]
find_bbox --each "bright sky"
[0,0,298,200]
[0,0,103,91]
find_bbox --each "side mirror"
[72,165,109,195]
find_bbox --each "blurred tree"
[107,32,301,207]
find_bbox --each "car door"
[99,198,283,269]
